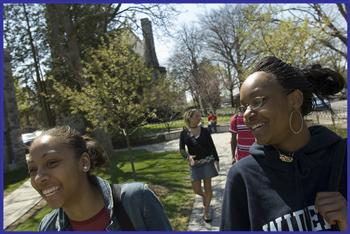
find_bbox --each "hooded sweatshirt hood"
[249,125,342,174]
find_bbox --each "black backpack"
[111,184,135,231]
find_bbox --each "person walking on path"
[180,109,219,223]
[229,108,255,164]
[26,126,172,231]
[220,56,347,231]
[207,111,218,133]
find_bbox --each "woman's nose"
[244,109,256,123]
[35,168,49,184]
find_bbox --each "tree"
[43,3,178,128]
[45,4,178,89]
[13,78,36,128]
[197,59,222,112]
[144,76,185,132]
[250,4,347,72]
[254,18,322,66]
[4,4,55,127]
[54,33,155,179]
[168,24,208,111]
[286,4,347,59]
[200,4,260,106]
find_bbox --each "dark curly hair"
[251,56,345,116]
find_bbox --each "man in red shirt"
[208,111,218,133]
[229,107,255,163]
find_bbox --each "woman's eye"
[47,160,60,168]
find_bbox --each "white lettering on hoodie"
[262,205,332,231]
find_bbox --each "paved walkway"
[3,180,42,229]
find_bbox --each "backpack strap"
[111,184,135,231]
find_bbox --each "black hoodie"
[220,125,347,231]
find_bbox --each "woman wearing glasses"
[220,56,347,231]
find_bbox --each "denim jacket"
[38,176,172,231]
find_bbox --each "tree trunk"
[45,4,83,89]
[198,95,205,113]
[23,4,55,127]
[226,65,235,108]
[229,88,235,108]
[124,131,136,180]
[61,5,83,89]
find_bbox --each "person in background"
[26,126,172,231]
[229,107,255,164]
[207,111,218,133]
[180,109,219,223]
[220,56,347,231]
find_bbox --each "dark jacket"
[179,126,219,161]
[220,125,347,231]
[38,176,172,231]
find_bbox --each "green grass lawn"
[12,150,194,231]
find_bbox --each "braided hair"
[251,56,345,116]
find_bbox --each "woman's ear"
[79,152,91,172]
[288,89,304,110]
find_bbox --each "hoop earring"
[289,110,303,134]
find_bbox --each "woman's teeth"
[42,186,60,197]
[251,123,264,131]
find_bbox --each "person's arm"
[315,192,347,230]
[141,184,172,230]
[206,129,219,161]
[229,115,238,163]
[315,139,347,231]
[179,130,189,160]
[121,183,172,231]
[231,133,237,163]
[220,166,250,231]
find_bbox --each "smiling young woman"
[26,126,172,231]
[220,56,347,231]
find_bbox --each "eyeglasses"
[239,96,268,113]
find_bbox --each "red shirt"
[69,207,110,231]
[229,114,255,161]
[208,114,217,122]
